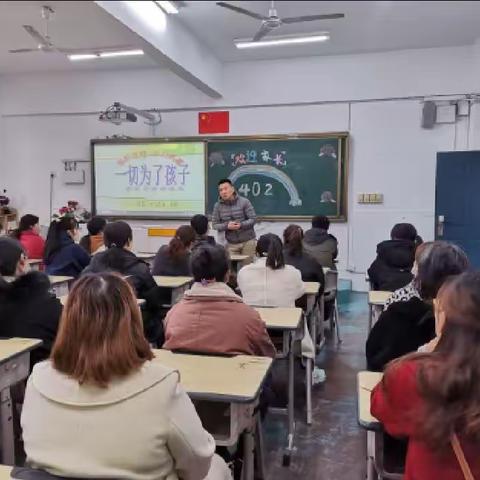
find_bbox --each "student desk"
[368,291,391,331]
[230,254,250,272]
[26,259,42,271]
[153,276,193,304]
[153,350,272,480]
[59,295,145,307]
[3,276,73,297]
[357,371,391,480]
[136,252,155,266]
[0,466,10,479]
[0,338,42,465]
[255,307,305,456]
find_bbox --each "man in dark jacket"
[0,237,62,367]
[303,215,338,269]
[212,179,256,261]
[367,223,420,291]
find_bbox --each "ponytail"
[44,216,77,263]
[11,214,39,240]
[257,233,285,270]
[283,224,304,256]
[167,225,195,261]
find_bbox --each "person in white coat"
[237,233,305,307]
[20,272,231,480]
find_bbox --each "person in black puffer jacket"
[0,237,62,368]
[366,241,468,372]
[368,223,423,292]
[83,221,169,345]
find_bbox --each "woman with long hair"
[11,214,45,260]
[366,241,469,372]
[20,272,231,480]
[371,271,480,479]
[237,233,305,307]
[152,225,195,276]
[43,216,90,277]
[283,224,325,294]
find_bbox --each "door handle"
[437,215,445,237]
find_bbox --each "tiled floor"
[264,292,369,480]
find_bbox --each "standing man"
[212,179,257,260]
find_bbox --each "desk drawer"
[194,400,254,447]
[0,354,29,391]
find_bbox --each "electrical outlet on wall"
[358,193,384,204]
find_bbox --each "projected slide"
[93,142,206,218]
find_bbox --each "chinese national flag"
[198,111,229,134]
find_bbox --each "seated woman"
[152,225,195,276]
[237,233,305,307]
[85,221,169,344]
[371,271,480,479]
[21,272,231,480]
[164,244,275,358]
[283,224,325,295]
[367,223,422,291]
[11,214,45,260]
[79,216,107,255]
[0,237,61,367]
[366,241,468,372]
[44,216,90,278]
[191,214,216,251]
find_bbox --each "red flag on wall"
[198,111,229,134]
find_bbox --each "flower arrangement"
[0,189,11,214]
[53,200,91,223]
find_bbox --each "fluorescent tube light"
[99,49,144,58]
[235,33,330,49]
[68,54,98,61]
[68,50,144,61]
[155,1,178,14]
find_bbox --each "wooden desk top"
[0,338,42,364]
[154,276,193,288]
[0,466,10,479]
[59,295,145,307]
[136,253,155,260]
[48,275,74,285]
[304,282,320,295]
[255,307,302,331]
[357,371,383,429]
[27,259,42,265]
[153,349,272,403]
[230,254,250,262]
[368,291,392,306]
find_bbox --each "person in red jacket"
[371,271,480,480]
[12,214,45,260]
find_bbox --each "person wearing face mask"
[0,237,62,367]
[44,216,91,278]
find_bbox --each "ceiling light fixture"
[235,33,330,49]
[155,1,179,14]
[68,49,144,61]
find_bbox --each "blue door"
[436,151,480,267]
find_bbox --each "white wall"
[1,44,479,290]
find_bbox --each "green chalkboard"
[206,133,348,220]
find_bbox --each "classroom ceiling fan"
[9,5,135,56]
[216,0,345,42]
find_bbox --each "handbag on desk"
[452,434,476,480]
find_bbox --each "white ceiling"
[179,1,480,62]
[1,1,480,74]
[0,1,157,74]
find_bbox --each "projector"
[99,109,137,125]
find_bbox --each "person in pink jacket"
[12,214,45,260]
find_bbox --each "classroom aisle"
[264,292,368,480]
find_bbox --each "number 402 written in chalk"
[238,182,273,198]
